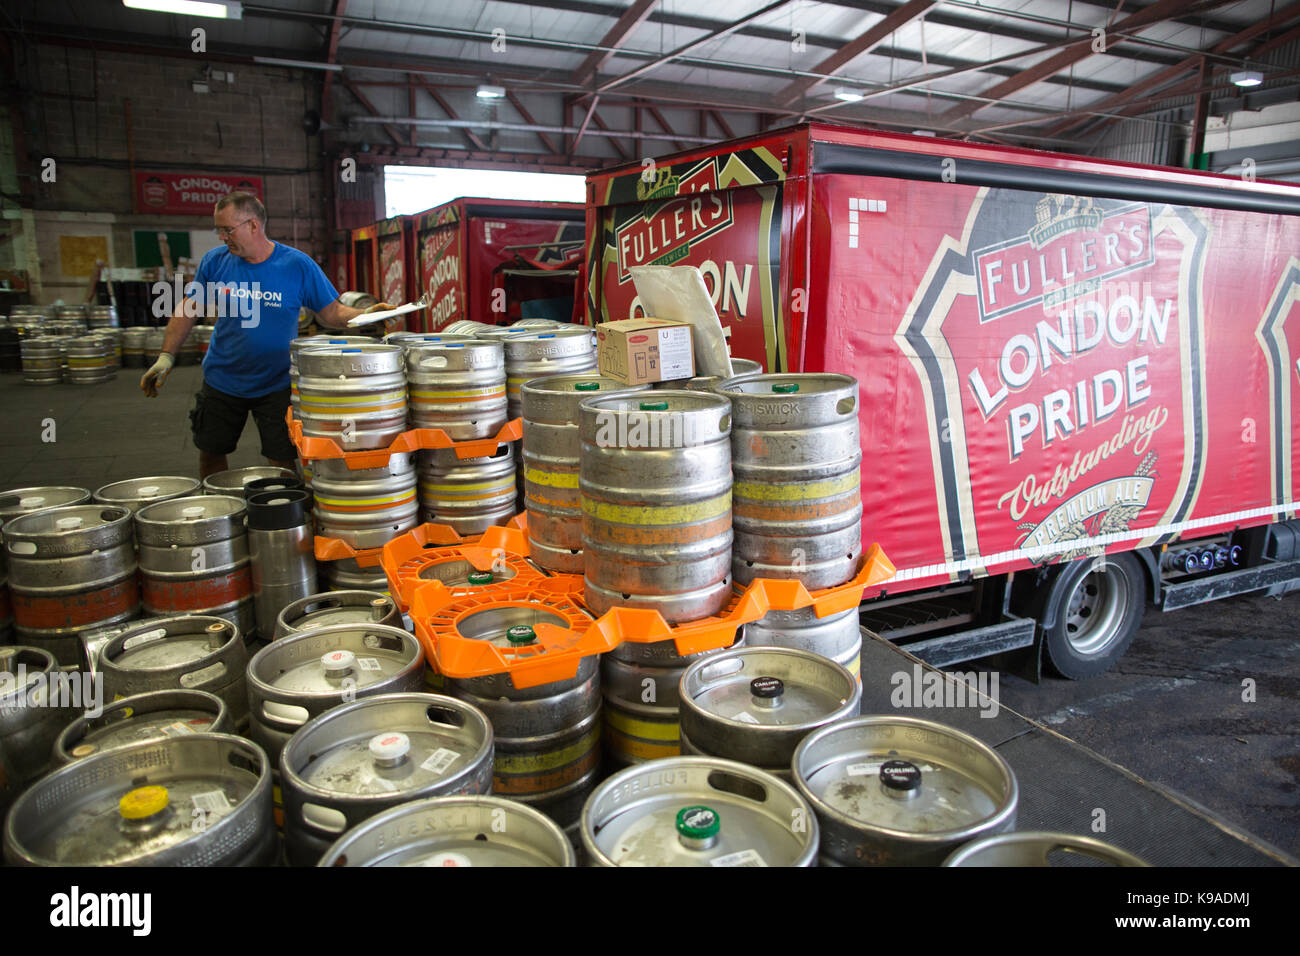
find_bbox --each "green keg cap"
[467,571,494,585]
[772,383,799,394]
[506,625,536,645]
[639,401,669,411]
[574,381,600,391]
[676,805,720,840]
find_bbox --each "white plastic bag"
[628,265,733,379]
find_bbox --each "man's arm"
[315,297,394,330]
[141,286,201,397]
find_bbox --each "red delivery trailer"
[414,198,585,331]
[349,222,379,297]
[328,229,353,294]
[585,122,1300,678]
[376,214,416,307]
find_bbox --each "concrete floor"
[992,591,1300,859]
[2,365,1296,861]
[0,363,270,491]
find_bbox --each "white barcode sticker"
[846,761,882,776]
[160,721,196,737]
[710,849,767,867]
[731,711,761,725]
[846,761,935,776]
[420,748,460,776]
[357,657,383,671]
[192,790,231,816]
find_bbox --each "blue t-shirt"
[189,243,339,397]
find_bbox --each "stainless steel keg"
[273,590,401,639]
[4,504,140,664]
[202,467,296,495]
[417,445,517,534]
[716,373,862,589]
[318,795,575,866]
[3,733,276,866]
[245,622,425,770]
[311,452,418,549]
[99,616,249,728]
[297,343,408,450]
[678,646,861,778]
[581,756,819,867]
[0,646,81,817]
[521,373,650,574]
[503,327,597,420]
[53,688,231,765]
[135,495,254,636]
[792,715,1019,866]
[406,340,507,438]
[579,390,733,622]
[93,476,202,514]
[943,831,1149,867]
[246,488,317,639]
[280,692,494,865]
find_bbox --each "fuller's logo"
[896,186,1209,571]
[615,160,733,282]
[973,197,1155,323]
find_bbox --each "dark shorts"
[189,380,295,462]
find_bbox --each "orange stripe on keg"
[11,577,139,630]
[492,743,600,796]
[732,498,862,522]
[586,513,731,548]
[142,569,251,613]
[604,726,681,762]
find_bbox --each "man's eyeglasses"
[214,219,255,238]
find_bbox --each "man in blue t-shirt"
[140,192,395,478]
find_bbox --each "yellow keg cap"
[119,785,169,820]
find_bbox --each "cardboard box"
[596,318,694,385]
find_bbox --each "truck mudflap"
[903,616,1037,669]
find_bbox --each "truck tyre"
[1042,553,1145,679]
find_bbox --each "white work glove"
[140,353,174,398]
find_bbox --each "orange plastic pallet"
[411,582,610,689]
[286,410,522,469]
[381,521,541,610]
[570,543,896,658]
[314,537,384,567]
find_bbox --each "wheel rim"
[1064,563,1131,657]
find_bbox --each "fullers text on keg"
[49,887,151,936]
[0,666,102,718]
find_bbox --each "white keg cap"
[56,516,83,530]
[182,506,205,518]
[321,649,355,674]
[369,732,410,762]
[137,485,160,496]
[19,496,45,508]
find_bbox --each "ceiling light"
[476,85,506,99]
[123,0,242,19]
[1231,70,1263,87]
[253,57,344,72]
[833,88,864,102]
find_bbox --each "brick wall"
[18,43,334,268]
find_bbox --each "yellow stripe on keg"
[419,480,514,493]
[409,387,505,399]
[732,471,861,502]
[847,655,861,679]
[580,491,731,526]
[522,467,579,490]
[312,493,415,507]
[493,725,600,774]
[605,707,680,742]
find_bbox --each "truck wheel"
[1042,553,1145,679]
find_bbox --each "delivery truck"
[413,197,585,331]
[584,121,1300,679]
